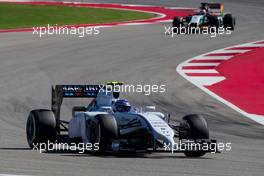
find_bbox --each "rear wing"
[51,85,102,132]
[54,85,103,98]
[201,2,224,16]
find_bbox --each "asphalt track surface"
[0,0,264,175]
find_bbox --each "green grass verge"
[0,3,155,29]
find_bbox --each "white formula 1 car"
[26,84,217,157]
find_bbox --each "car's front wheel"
[179,114,209,157]
[207,15,220,30]
[223,14,235,30]
[87,114,118,154]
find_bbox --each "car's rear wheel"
[26,109,57,149]
[88,114,118,154]
[173,17,182,27]
[172,17,182,33]
[179,114,209,157]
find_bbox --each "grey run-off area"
[0,0,263,175]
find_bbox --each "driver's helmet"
[197,9,207,15]
[112,99,131,112]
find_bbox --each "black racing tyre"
[179,114,209,157]
[207,15,220,29]
[172,17,183,34]
[88,114,118,154]
[172,17,182,28]
[26,109,57,149]
[223,14,235,30]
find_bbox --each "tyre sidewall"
[26,110,56,148]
